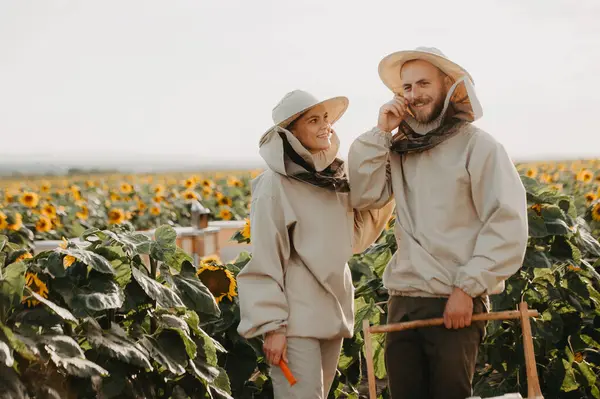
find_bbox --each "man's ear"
[443,75,453,91]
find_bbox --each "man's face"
[400,60,451,124]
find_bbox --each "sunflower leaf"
[140,330,188,375]
[131,266,184,309]
[25,287,78,324]
[56,248,115,275]
[172,273,220,317]
[84,318,153,370]
[47,345,108,378]
[52,274,125,317]
[0,261,26,322]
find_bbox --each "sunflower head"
[525,168,538,179]
[219,208,233,221]
[22,272,49,308]
[41,203,57,218]
[241,218,250,239]
[585,192,598,205]
[108,208,126,225]
[184,178,196,189]
[183,191,199,201]
[0,212,8,230]
[218,196,233,207]
[20,192,40,208]
[577,169,594,183]
[150,205,161,216]
[196,263,237,303]
[36,215,53,233]
[592,203,600,222]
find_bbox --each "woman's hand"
[263,330,288,365]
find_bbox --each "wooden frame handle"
[363,302,544,399]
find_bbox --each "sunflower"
[153,185,165,195]
[577,169,594,183]
[201,179,213,188]
[76,205,89,220]
[574,352,584,363]
[15,252,33,263]
[585,192,597,205]
[110,192,122,202]
[241,218,250,239]
[218,196,233,207]
[40,181,51,193]
[202,255,222,264]
[227,177,243,188]
[0,212,7,230]
[184,178,196,189]
[8,213,22,231]
[183,191,199,201]
[108,208,125,224]
[219,208,233,221]
[196,263,237,303]
[22,272,49,308]
[592,203,600,222]
[63,255,77,268]
[36,215,52,233]
[202,186,213,196]
[86,180,96,188]
[70,185,82,201]
[41,203,57,218]
[20,192,40,208]
[120,182,133,194]
[550,184,563,192]
[150,205,161,216]
[531,203,542,216]
[525,168,537,179]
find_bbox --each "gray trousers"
[271,337,343,399]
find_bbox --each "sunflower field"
[0,170,259,242]
[4,158,600,398]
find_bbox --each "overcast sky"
[1,0,599,165]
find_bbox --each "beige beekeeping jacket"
[348,76,528,299]
[236,128,395,340]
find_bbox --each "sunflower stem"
[150,257,158,333]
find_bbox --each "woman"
[236,89,395,398]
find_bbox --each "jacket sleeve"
[348,127,394,211]
[236,193,292,339]
[454,133,529,297]
[352,199,396,254]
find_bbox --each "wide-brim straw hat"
[260,90,349,144]
[378,46,474,93]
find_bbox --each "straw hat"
[263,90,349,139]
[378,46,474,93]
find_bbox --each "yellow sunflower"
[201,179,213,188]
[40,181,51,193]
[219,208,233,221]
[218,196,233,207]
[227,177,243,188]
[22,272,49,308]
[525,168,538,179]
[0,212,7,230]
[585,192,597,205]
[8,213,23,231]
[241,218,250,239]
[108,208,125,224]
[184,178,196,189]
[153,185,165,195]
[76,205,89,220]
[41,203,57,218]
[531,203,542,216]
[183,191,198,201]
[63,255,77,268]
[20,192,40,208]
[15,252,33,263]
[202,186,213,196]
[592,203,600,222]
[196,263,237,303]
[36,215,53,233]
[150,205,161,216]
[120,182,133,194]
[577,169,594,183]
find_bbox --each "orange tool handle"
[279,360,297,386]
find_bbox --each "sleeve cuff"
[453,273,486,298]
[367,127,392,149]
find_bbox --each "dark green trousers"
[384,296,488,399]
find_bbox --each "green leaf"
[371,248,392,278]
[57,248,115,275]
[209,365,233,399]
[0,261,26,319]
[353,297,379,337]
[541,205,571,236]
[84,319,153,370]
[528,211,549,237]
[561,358,579,392]
[172,273,220,317]
[154,225,178,248]
[46,345,109,377]
[163,247,194,273]
[0,364,29,399]
[25,287,78,324]
[131,267,184,309]
[53,274,125,317]
[112,260,132,288]
[46,252,67,278]
[140,330,188,375]
[159,313,197,359]
[40,334,85,358]
[0,322,37,361]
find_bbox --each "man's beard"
[410,94,446,124]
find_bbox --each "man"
[347,47,528,399]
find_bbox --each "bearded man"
[347,47,529,399]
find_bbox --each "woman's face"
[288,104,332,152]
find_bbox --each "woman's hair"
[284,110,307,133]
